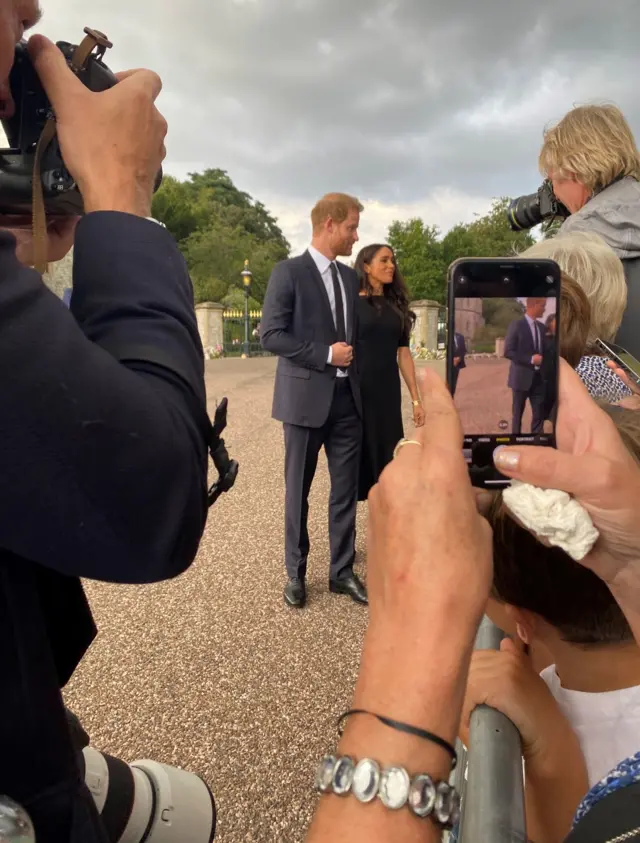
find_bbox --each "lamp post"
[240,259,252,358]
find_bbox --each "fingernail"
[494,448,520,471]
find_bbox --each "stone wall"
[454,296,484,342]
[42,248,74,300]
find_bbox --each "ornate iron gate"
[222,309,270,356]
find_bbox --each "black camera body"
[507,180,570,232]
[0,33,161,217]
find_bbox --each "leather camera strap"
[32,28,112,274]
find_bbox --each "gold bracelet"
[412,400,421,407]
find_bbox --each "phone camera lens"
[459,276,467,284]
[546,275,554,284]
[503,276,510,284]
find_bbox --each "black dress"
[356,295,409,501]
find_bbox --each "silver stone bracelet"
[315,754,460,828]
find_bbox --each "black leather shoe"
[330,574,368,605]
[284,578,306,608]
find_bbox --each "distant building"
[454,297,484,341]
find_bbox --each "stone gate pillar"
[195,302,225,350]
[411,299,441,349]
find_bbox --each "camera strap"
[32,28,113,274]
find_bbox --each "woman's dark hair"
[354,244,415,336]
[545,313,556,331]
[488,494,632,645]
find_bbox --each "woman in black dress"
[354,243,424,501]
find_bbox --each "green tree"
[387,198,536,303]
[151,168,290,304]
[183,220,285,304]
[221,286,262,311]
[387,219,447,302]
[542,217,564,239]
[150,175,201,243]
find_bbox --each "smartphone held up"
[447,257,561,488]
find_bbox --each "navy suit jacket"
[504,316,545,392]
[260,250,362,427]
[0,213,210,842]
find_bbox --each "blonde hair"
[521,232,627,343]
[539,104,640,192]
[311,193,363,232]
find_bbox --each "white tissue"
[502,480,599,561]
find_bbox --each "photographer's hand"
[28,35,167,218]
[7,215,78,266]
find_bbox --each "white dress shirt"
[307,244,349,377]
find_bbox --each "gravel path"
[64,356,442,843]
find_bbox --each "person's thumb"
[500,636,519,655]
[27,35,85,116]
[494,445,618,502]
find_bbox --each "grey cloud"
[38,0,640,211]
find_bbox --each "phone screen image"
[448,259,560,487]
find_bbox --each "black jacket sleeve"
[0,213,210,583]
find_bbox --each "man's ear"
[504,605,537,645]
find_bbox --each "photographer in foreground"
[306,362,640,842]
[0,4,211,842]
[539,104,640,357]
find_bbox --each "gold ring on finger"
[393,438,422,459]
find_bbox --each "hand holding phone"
[597,339,640,389]
[447,258,561,488]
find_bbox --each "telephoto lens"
[82,748,216,843]
[507,191,544,230]
[507,180,570,232]
[0,796,35,843]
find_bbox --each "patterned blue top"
[573,750,640,826]
[576,355,633,403]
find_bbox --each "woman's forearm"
[398,348,420,401]
[306,609,480,843]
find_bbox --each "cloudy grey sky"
[35,0,640,252]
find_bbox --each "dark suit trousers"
[283,379,361,581]
[511,371,545,434]
[451,366,460,397]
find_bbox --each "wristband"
[338,709,457,769]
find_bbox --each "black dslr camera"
[506,179,570,232]
[0,28,161,217]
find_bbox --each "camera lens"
[546,275,554,284]
[503,276,510,284]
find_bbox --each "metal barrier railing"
[456,616,527,843]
